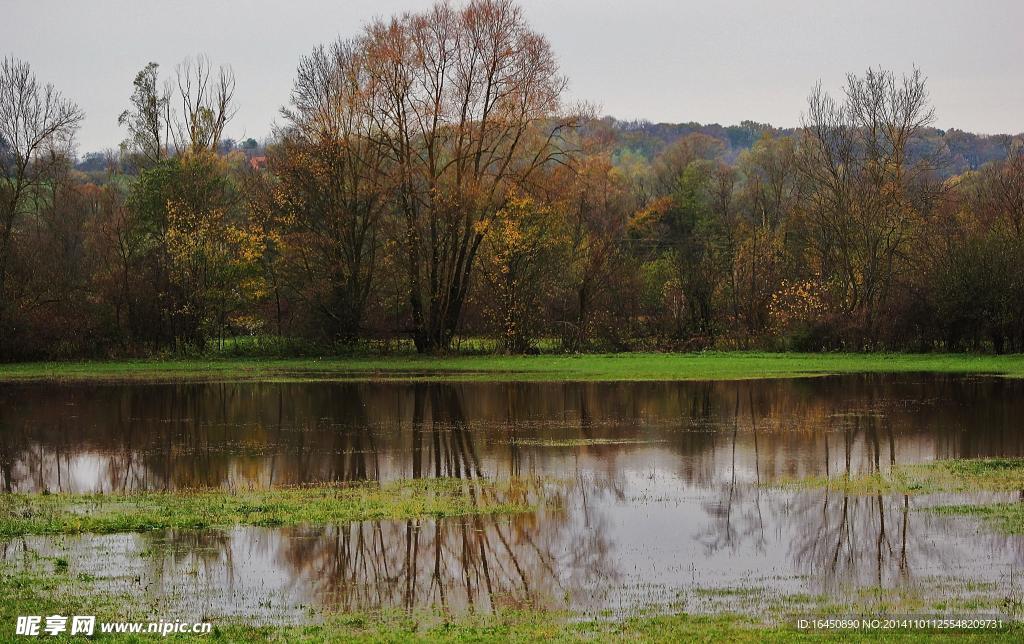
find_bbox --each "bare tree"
[979,150,1024,238]
[797,67,938,344]
[169,55,237,153]
[0,57,83,336]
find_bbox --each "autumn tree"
[729,134,801,343]
[0,57,83,356]
[558,152,636,350]
[272,38,389,341]
[651,133,725,196]
[242,166,290,336]
[632,142,733,346]
[919,151,1024,352]
[8,178,111,357]
[797,67,940,345]
[87,183,143,346]
[164,152,264,348]
[126,150,262,350]
[477,194,565,352]
[976,150,1024,238]
[362,0,577,352]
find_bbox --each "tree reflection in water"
[1,376,1024,617]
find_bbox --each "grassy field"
[88,612,1024,642]
[2,351,1024,383]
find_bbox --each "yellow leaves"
[164,189,267,311]
[229,314,265,335]
[629,196,672,232]
[477,193,568,351]
[488,194,567,255]
[768,279,827,332]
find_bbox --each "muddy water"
[1,375,1023,619]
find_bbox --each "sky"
[3,0,1023,153]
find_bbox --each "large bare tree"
[0,57,83,337]
[273,39,390,340]
[362,0,578,351]
[797,67,939,344]
[170,55,237,154]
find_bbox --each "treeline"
[2,0,1024,360]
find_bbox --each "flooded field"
[1,374,1023,623]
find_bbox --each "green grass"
[2,352,1024,383]
[231,611,1021,642]
[0,478,535,537]
[776,458,1024,496]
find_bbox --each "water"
[1,374,1023,620]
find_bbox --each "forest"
[2,0,1023,361]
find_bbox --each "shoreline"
[1,352,1023,384]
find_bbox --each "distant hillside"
[598,117,1021,178]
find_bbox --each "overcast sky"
[4,0,1023,153]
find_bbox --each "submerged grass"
[506,438,663,447]
[776,458,1024,496]
[2,351,1024,383]
[930,503,1024,535]
[1,557,1020,642]
[0,555,148,641]
[775,458,1024,534]
[0,478,534,537]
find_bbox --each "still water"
[1,375,1022,620]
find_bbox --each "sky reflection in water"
[1,375,1022,618]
